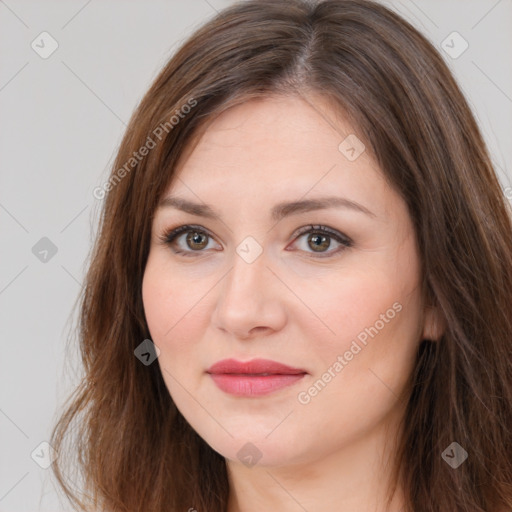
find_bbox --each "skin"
[142,94,443,512]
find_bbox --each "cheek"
[291,273,421,447]
[142,258,207,407]
[142,255,209,345]
[296,248,423,394]
[142,254,223,404]
[142,264,171,342]
[296,271,413,356]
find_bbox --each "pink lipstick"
[206,358,307,397]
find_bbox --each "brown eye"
[160,225,220,257]
[307,233,331,252]
[186,231,209,250]
[289,225,353,258]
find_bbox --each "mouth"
[206,358,308,397]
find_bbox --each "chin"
[202,429,307,469]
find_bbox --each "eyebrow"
[158,195,376,221]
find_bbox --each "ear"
[422,305,445,342]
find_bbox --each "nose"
[210,247,287,340]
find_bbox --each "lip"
[206,358,307,397]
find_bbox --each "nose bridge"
[223,243,269,303]
[211,240,286,337]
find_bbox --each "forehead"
[163,94,397,222]
[191,95,347,150]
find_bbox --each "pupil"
[188,232,207,249]
[310,234,329,252]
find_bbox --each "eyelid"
[291,224,352,245]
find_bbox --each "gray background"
[1,1,511,510]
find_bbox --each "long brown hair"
[50,1,512,510]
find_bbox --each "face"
[142,94,431,468]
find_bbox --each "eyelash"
[158,224,353,259]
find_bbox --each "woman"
[51,0,512,511]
